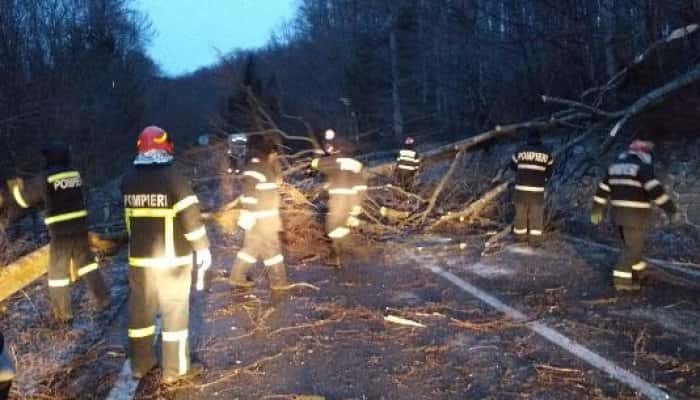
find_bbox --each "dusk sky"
[135,0,298,76]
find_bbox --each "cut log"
[0,232,126,303]
[430,182,509,230]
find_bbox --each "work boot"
[228,276,255,289]
[323,242,343,268]
[162,361,203,384]
[269,264,292,291]
[131,359,158,380]
[614,278,641,292]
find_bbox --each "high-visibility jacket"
[238,157,282,232]
[121,164,209,268]
[511,144,554,194]
[311,153,365,195]
[8,167,89,236]
[593,151,676,226]
[396,146,421,172]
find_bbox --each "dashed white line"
[420,261,672,400]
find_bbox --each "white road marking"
[105,360,139,400]
[417,258,672,400]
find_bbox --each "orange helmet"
[137,126,173,154]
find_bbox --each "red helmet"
[137,126,173,154]
[629,140,654,154]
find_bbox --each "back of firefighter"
[511,131,554,244]
[7,142,109,322]
[591,140,678,291]
[121,126,211,382]
[393,136,421,190]
[229,136,290,290]
[311,129,366,267]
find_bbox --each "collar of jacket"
[134,150,174,165]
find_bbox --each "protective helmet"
[629,140,654,154]
[324,129,336,141]
[137,126,173,154]
[42,141,71,166]
[404,136,415,146]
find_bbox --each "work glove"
[590,207,604,225]
[195,248,212,291]
[669,211,684,226]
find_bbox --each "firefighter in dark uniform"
[121,126,212,382]
[229,135,291,290]
[0,332,14,400]
[511,132,554,244]
[393,136,421,190]
[591,140,678,291]
[7,142,110,322]
[311,129,366,267]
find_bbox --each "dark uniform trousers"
[128,263,192,378]
[48,233,109,319]
[231,218,287,288]
[394,168,416,190]
[513,192,545,241]
[613,217,649,288]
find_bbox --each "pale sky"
[135,0,298,76]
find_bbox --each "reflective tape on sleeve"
[653,194,670,205]
[184,226,207,241]
[631,261,647,271]
[593,196,608,205]
[598,182,611,192]
[643,180,661,191]
[45,210,88,225]
[129,325,156,338]
[11,185,29,208]
[173,195,199,213]
[77,263,99,276]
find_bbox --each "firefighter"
[393,136,421,190]
[510,131,554,245]
[121,126,212,382]
[6,142,110,322]
[311,129,366,267]
[0,332,14,400]
[591,140,679,291]
[229,135,291,290]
